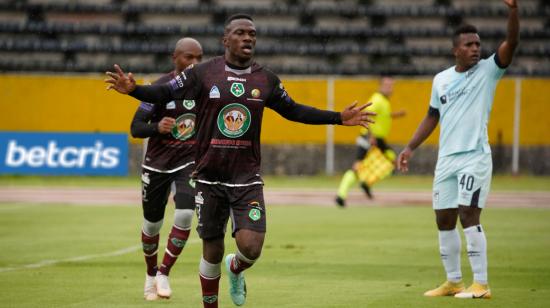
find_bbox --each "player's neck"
[455,62,474,73]
[224,54,252,69]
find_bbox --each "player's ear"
[222,35,228,48]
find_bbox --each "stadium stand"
[0,0,548,75]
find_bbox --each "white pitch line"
[0,238,200,273]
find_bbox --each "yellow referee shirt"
[360,92,392,138]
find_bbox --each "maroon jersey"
[131,56,341,185]
[135,72,197,173]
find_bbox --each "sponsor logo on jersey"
[175,75,184,88]
[166,101,176,109]
[209,86,220,98]
[230,82,245,97]
[251,89,261,98]
[183,99,195,110]
[228,76,246,82]
[217,103,251,138]
[171,113,196,141]
[139,102,154,112]
[249,208,261,221]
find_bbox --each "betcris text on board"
[0,132,128,175]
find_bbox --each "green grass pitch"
[1,202,549,307]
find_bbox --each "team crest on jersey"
[217,103,251,138]
[171,113,196,141]
[230,82,245,97]
[440,95,447,105]
[209,86,220,98]
[166,101,176,109]
[183,99,195,110]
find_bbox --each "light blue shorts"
[432,150,492,210]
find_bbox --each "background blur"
[1,0,549,176]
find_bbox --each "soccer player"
[131,37,203,301]
[106,14,375,308]
[397,0,519,299]
[335,76,405,207]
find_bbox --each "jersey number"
[459,174,474,191]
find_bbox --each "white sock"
[199,256,221,279]
[438,229,462,283]
[464,225,488,285]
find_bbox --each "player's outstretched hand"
[158,117,176,134]
[502,0,517,9]
[105,64,136,94]
[341,101,375,129]
[397,146,413,173]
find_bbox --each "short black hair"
[225,13,253,27]
[452,24,478,46]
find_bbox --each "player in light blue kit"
[397,0,519,300]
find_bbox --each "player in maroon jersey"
[130,37,203,301]
[106,14,375,308]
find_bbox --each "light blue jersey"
[430,54,506,157]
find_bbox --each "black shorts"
[195,182,266,240]
[141,166,195,222]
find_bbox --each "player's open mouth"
[242,45,253,55]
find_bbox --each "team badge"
[249,208,261,221]
[217,103,251,138]
[210,86,220,98]
[171,238,187,248]
[251,89,261,98]
[203,295,218,304]
[230,82,245,97]
[166,101,176,109]
[440,95,447,105]
[183,99,195,110]
[171,113,196,141]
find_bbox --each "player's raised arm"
[105,64,177,104]
[397,107,439,172]
[497,0,520,67]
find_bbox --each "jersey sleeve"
[429,76,440,110]
[265,74,341,125]
[130,104,158,138]
[486,53,507,80]
[130,66,200,104]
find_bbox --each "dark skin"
[159,38,203,134]
[397,0,519,231]
[106,18,376,264]
[223,19,256,68]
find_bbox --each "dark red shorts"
[195,181,266,240]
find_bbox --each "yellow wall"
[1,74,548,146]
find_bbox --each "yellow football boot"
[454,282,491,299]
[424,280,465,297]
